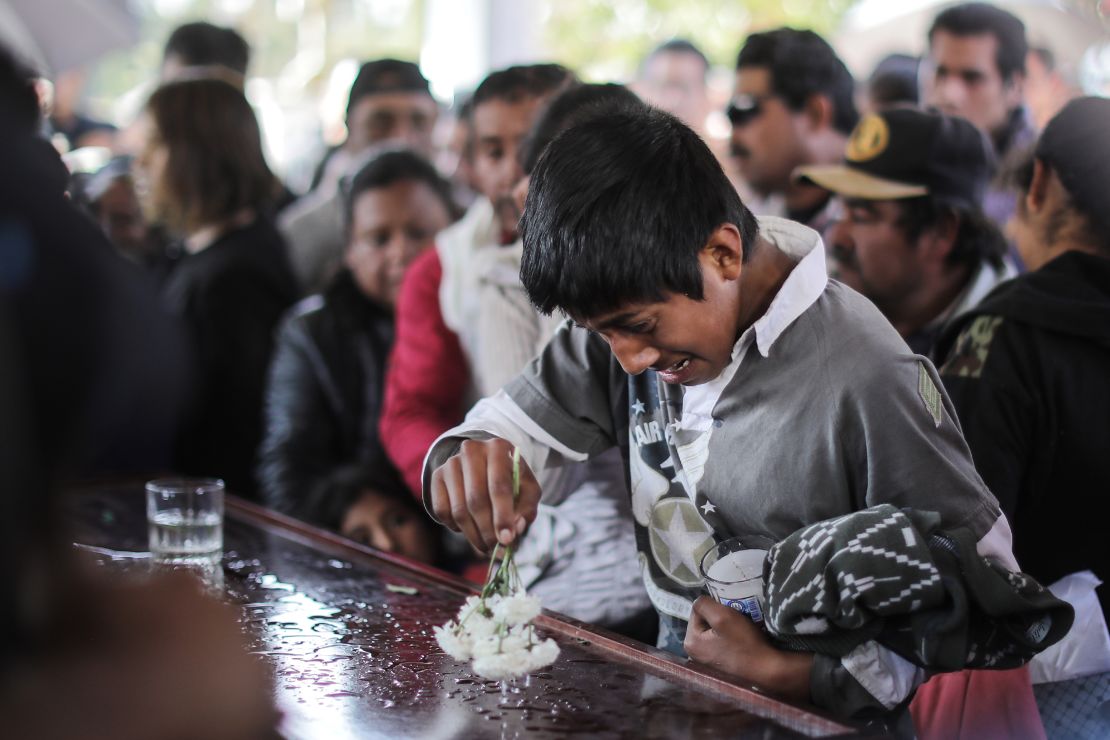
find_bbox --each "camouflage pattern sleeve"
[939,315,1036,522]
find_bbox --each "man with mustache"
[728,28,857,234]
[798,107,1013,358]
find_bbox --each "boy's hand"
[684,595,813,703]
[428,437,540,553]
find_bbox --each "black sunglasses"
[726,94,773,127]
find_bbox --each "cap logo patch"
[846,114,890,162]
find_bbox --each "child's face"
[580,234,743,386]
[340,488,437,565]
[471,96,546,239]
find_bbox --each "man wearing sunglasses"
[729,28,857,234]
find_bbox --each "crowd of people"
[2,3,1109,738]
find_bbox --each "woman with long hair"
[136,76,298,497]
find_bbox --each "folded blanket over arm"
[764,504,1073,671]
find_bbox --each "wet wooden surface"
[66,485,863,739]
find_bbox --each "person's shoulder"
[402,248,444,295]
[797,280,912,368]
[938,313,1013,381]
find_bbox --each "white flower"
[433,622,472,661]
[473,649,532,681]
[525,637,559,672]
[462,611,497,640]
[492,591,541,625]
[456,595,486,622]
[471,624,529,658]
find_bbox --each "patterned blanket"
[764,504,1073,671]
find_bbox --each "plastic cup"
[700,536,768,624]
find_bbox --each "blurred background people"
[800,108,1011,357]
[259,149,458,531]
[634,38,711,135]
[70,155,174,277]
[863,53,921,113]
[280,59,439,294]
[137,76,298,498]
[938,97,1110,739]
[923,3,1033,234]
[380,63,573,497]
[160,21,250,84]
[0,42,275,739]
[728,28,859,232]
[47,68,116,151]
[1024,45,1082,130]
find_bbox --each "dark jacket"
[937,250,1110,616]
[162,216,298,498]
[257,271,395,528]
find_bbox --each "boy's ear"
[701,223,744,281]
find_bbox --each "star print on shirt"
[631,400,646,416]
[700,501,717,516]
[648,498,715,587]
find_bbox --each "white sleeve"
[420,389,591,516]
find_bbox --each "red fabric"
[380,248,470,498]
[911,667,1046,740]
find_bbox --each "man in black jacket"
[937,96,1110,739]
[257,149,456,542]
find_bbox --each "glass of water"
[146,478,224,562]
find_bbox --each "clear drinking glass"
[146,478,224,561]
[700,536,769,624]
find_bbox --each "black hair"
[471,64,575,110]
[1010,131,1110,253]
[896,196,1006,270]
[868,54,920,108]
[346,59,431,119]
[521,106,759,319]
[0,44,41,136]
[736,28,859,135]
[929,3,1028,83]
[163,22,250,76]
[520,83,642,175]
[312,462,424,533]
[643,38,710,77]
[344,148,460,231]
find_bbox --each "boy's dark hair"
[642,38,709,77]
[929,3,1028,83]
[520,83,641,175]
[344,148,460,231]
[163,22,250,76]
[896,197,1006,270]
[0,44,40,136]
[736,28,859,135]
[346,59,431,119]
[521,106,759,319]
[471,64,574,111]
